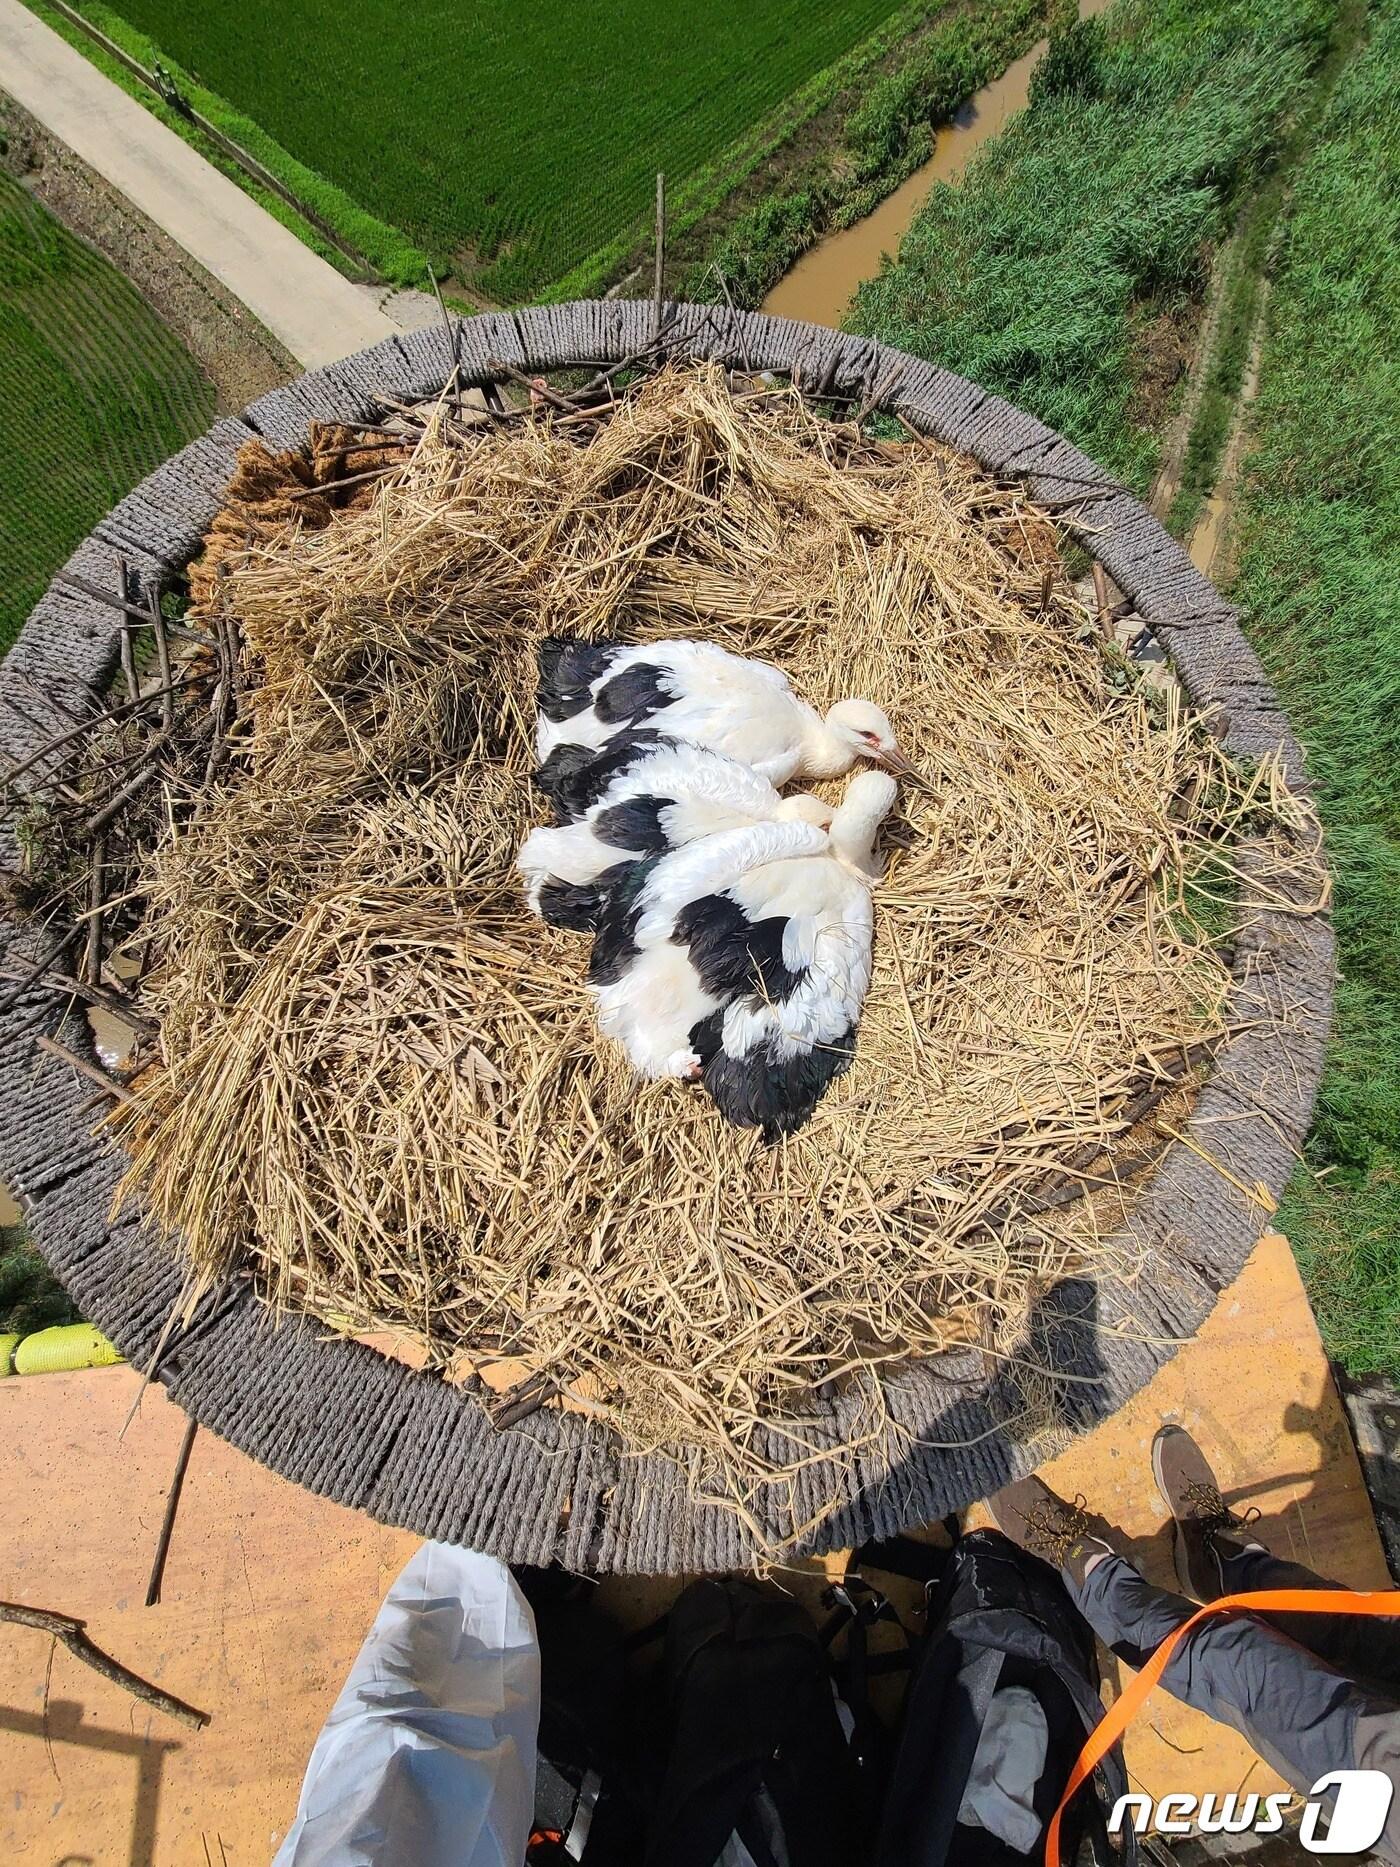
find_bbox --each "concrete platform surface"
[0,1231,1388,1862]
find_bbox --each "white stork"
[534,636,915,819]
[516,731,834,930]
[588,770,898,1137]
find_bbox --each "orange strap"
[1044,1587,1400,1867]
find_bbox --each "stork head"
[774,792,836,828]
[829,770,899,878]
[823,699,918,779]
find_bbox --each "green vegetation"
[93,0,935,302]
[1230,0,1400,1375]
[1165,198,1277,539]
[0,1220,78,1335]
[692,0,1064,307]
[852,0,1336,491]
[26,0,429,285]
[0,169,215,651]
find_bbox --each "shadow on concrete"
[0,1696,180,1867]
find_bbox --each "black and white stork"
[533,636,914,819]
[588,770,898,1138]
[516,731,834,931]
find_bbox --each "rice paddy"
[0,168,215,652]
[94,0,929,300]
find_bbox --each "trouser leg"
[1068,1555,1398,1812]
[1209,1541,1400,1697]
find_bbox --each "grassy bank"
[0,169,215,651]
[684,0,1067,307]
[1230,0,1400,1375]
[852,0,1336,491]
[1,1221,78,1335]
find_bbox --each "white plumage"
[516,734,833,930]
[588,771,898,1137]
[533,637,912,812]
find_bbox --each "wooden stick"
[148,595,174,734]
[489,1368,556,1429]
[1092,563,1113,640]
[82,838,104,987]
[35,1034,135,1104]
[4,967,159,1036]
[0,1600,209,1728]
[54,573,206,643]
[83,759,164,840]
[0,933,78,1018]
[286,464,399,501]
[653,171,666,342]
[146,1414,198,1607]
[1,681,190,789]
[428,267,461,375]
[484,358,589,416]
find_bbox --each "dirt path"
[1187,307,1266,580]
[1148,237,1237,522]
[0,0,398,369]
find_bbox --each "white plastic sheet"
[272,1541,540,1867]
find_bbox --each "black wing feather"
[536,636,622,723]
[534,728,669,824]
[672,894,807,1004]
[702,1030,857,1143]
[593,661,673,728]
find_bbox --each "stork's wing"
[630,820,827,948]
[536,636,623,723]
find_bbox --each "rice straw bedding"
[107,365,1301,1541]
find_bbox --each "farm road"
[0,0,398,367]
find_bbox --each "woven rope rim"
[0,303,1334,1571]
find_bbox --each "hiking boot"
[1152,1424,1265,1600]
[987,1474,1117,1589]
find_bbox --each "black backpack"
[873,1530,1134,1867]
[643,1576,865,1867]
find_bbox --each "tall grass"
[692,0,1057,307]
[853,0,1336,489]
[1231,0,1400,1374]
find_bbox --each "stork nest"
[103,365,1314,1549]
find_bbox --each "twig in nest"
[0,1600,209,1728]
[488,1369,557,1429]
[35,1034,135,1104]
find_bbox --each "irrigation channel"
[763,0,1113,331]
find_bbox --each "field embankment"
[0,166,215,650]
[851,0,1337,491]
[1230,0,1400,1376]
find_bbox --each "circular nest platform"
[0,303,1333,1573]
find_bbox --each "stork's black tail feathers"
[537,636,621,724]
[701,1032,857,1144]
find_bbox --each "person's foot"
[1152,1424,1265,1599]
[987,1474,1117,1588]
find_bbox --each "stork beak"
[875,746,935,793]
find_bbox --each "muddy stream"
[763,0,1111,330]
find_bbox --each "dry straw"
[108,365,1312,1546]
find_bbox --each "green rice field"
[0,169,215,652]
[98,0,921,301]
